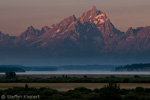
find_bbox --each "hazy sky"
[0,0,150,36]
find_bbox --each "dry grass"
[0,74,150,91]
[0,83,150,91]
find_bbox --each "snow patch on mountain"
[25,37,31,40]
[94,13,109,24]
[57,29,60,33]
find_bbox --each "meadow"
[0,74,150,91]
[0,83,150,91]
[0,74,150,99]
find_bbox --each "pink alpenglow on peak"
[0,6,150,58]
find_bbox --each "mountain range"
[0,6,150,62]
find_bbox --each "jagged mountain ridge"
[0,6,150,57]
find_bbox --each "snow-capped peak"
[93,13,109,25]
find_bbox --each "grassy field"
[1,74,150,91]
[0,83,150,91]
[1,74,150,78]
[19,74,150,78]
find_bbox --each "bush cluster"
[1,82,150,100]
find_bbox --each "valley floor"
[0,83,150,91]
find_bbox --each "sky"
[0,0,150,36]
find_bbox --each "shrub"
[5,72,16,79]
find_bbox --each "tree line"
[115,63,150,71]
